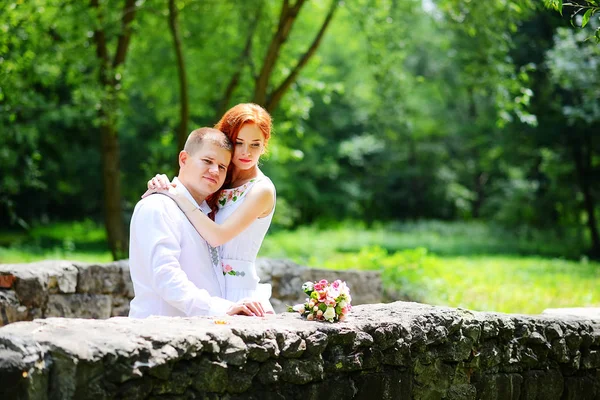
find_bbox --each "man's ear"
[179,150,188,168]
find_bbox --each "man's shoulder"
[133,194,183,218]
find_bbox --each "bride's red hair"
[206,103,272,219]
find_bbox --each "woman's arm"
[176,181,275,247]
[141,174,175,199]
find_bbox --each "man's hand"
[226,298,266,317]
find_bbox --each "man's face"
[178,142,231,201]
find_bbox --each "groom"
[128,127,264,318]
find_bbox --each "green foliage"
[544,0,600,40]
[2,0,599,257]
[259,220,587,263]
[262,223,599,314]
[0,219,110,263]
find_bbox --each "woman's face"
[232,123,265,170]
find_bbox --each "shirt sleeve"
[132,198,234,316]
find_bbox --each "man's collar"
[172,177,212,215]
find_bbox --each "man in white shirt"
[128,127,264,318]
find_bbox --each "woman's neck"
[229,166,260,188]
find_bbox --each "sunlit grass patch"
[299,245,600,314]
[0,219,110,263]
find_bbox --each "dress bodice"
[215,174,275,312]
[215,175,275,263]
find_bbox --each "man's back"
[128,192,229,318]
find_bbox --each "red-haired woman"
[145,103,276,314]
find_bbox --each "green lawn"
[1,219,598,314]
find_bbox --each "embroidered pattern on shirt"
[208,245,220,269]
[222,262,246,277]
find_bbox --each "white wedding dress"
[215,174,275,313]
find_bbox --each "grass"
[0,219,112,263]
[258,221,599,314]
[1,219,598,314]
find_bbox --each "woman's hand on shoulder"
[141,174,176,199]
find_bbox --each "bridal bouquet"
[288,279,352,322]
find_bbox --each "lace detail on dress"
[217,178,257,208]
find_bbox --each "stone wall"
[0,259,382,326]
[1,301,598,399]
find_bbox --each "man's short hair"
[184,127,233,155]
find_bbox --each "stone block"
[119,261,135,298]
[0,274,16,289]
[0,261,79,310]
[45,294,111,319]
[46,262,78,294]
[353,370,412,400]
[563,376,598,400]
[0,291,28,326]
[475,373,523,400]
[13,274,47,309]
[110,296,130,317]
[75,261,125,294]
[521,370,563,400]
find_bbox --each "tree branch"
[266,0,339,112]
[217,4,263,118]
[253,0,307,106]
[90,0,110,84]
[113,0,137,68]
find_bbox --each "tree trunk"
[91,0,137,260]
[572,139,600,257]
[472,172,488,219]
[168,0,189,154]
[101,122,128,260]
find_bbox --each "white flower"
[339,300,347,309]
[302,281,314,292]
[292,304,305,313]
[323,307,336,322]
[326,285,340,299]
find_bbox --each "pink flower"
[314,283,324,291]
[332,280,341,289]
[223,264,233,273]
[319,279,328,285]
[325,297,336,306]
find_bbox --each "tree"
[168,0,189,155]
[544,0,600,41]
[90,0,138,259]
[208,0,340,114]
[545,25,600,256]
